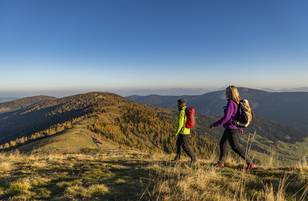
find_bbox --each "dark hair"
[177,99,186,106]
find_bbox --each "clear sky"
[1,0,308,96]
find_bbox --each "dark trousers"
[175,134,196,160]
[219,128,252,164]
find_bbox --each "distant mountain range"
[0,97,16,103]
[128,88,308,136]
[291,87,308,92]
[261,87,308,92]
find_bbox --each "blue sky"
[0,0,308,96]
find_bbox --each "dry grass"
[7,178,32,196]
[88,184,109,196]
[30,160,48,169]
[0,161,15,173]
[149,164,240,201]
[263,177,287,201]
[0,151,306,201]
[147,155,308,201]
[296,156,308,174]
[64,183,109,199]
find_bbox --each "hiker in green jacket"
[173,99,197,163]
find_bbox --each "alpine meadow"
[0,1,307,201]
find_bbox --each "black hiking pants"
[175,134,196,160]
[219,128,252,164]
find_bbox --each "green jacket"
[175,106,191,135]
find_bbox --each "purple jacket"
[212,99,239,129]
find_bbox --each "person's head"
[225,85,241,103]
[177,99,186,111]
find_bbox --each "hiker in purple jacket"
[210,85,256,169]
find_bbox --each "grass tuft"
[7,179,32,196]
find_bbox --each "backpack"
[185,107,196,128]
[235,99,253,128]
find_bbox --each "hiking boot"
[216,161,225,168]
[246,163,256,170]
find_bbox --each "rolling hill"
[128,88,308,140]
[0,92,306,166]
[0,96,56,114]
[0,92,218,158]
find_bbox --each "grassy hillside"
[15,121,119,154]
[0,92,306,166]
[0,152,306,201]
[0,92,217,159]
[0,92,123,143]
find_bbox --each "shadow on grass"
[0,158,306,201]
[32,159,165,200]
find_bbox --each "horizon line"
[1,86,308,99]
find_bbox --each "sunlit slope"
[0,92,123,143]
[0,92,216,157]
[16,119,120,154]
